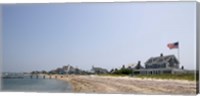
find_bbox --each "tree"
[110,69,114,73]
[121,65,125,69]
[41,70,47,74]
[120,68,133,75]
[31,71,36,74]
[135,61,141,69]
[127,66,132,70]
[112,67,133,75]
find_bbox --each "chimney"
[138,61,141,65]
[136,61,141,69]
[160,53,163,57]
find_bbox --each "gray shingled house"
[145,53,179,69]
[135,53,186,75]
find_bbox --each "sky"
[2,2,196,72]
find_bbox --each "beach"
[57,75,196,94]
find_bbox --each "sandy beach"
[56,75,196,94]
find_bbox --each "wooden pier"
[29,74,64,79]
[2,73,66,79]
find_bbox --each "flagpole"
[177,42,180,68]
[178,47,180,61]
[167,41,180,68]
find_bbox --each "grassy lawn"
[136,73,196,81]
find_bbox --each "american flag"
[167,42,179,49]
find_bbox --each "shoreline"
[56,75,196,94]
[1,77,72,92]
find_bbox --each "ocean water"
[1,78,72,92]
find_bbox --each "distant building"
[49,69,57,74]
[56,68,65,74]
[62,65,76,74]
[48,65,89,75]
[91,66,108,74]
[127,61,144,70]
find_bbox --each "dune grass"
[98,73,196,81]
[98,74,128,77]
[136,73,196,81]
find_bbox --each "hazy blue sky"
[2,2,196,72]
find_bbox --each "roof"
[127,63,144,69]
[91,67,108,72]
[63,65,77,71]
[145,54,179,65]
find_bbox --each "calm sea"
[1,78,72,92]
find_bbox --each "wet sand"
[57,75,196,94]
